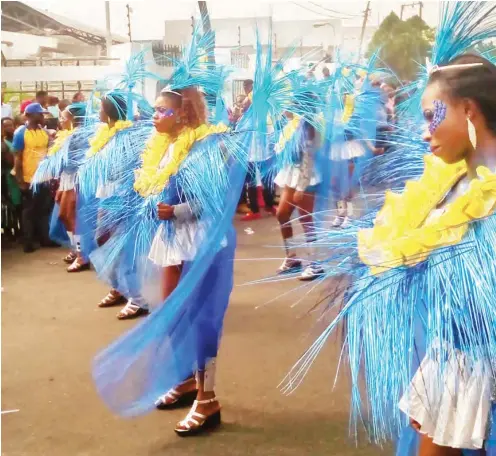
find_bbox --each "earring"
[467,117,477,149]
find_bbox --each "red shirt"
[20,99,34,114]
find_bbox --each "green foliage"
[367,12,435,81]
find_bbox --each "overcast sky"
[24,0,442,40]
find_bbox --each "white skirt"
[399,343,494,450]
[330,140,366,161]
[59,171,76,191]
[274,165,321,190]
[95,182,117,199]
[148,220,228,267]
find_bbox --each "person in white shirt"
[1,91,13,119]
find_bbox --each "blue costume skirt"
[93,225,237,417]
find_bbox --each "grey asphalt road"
[2,217,389,456]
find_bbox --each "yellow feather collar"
[86,120,133,158]
[358,155,496,275]
[275,116,301,154]
[133,123,229,197]
[47,129,75,157]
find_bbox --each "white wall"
[163,17,341,49]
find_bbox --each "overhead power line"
[308,2,364,18]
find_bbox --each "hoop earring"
[467,117,477,149]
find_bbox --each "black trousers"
[245,162,275,213]
[21,184,53,248]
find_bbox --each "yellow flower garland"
[275,116,301,154]
[86,120,133,158]
[134,123,229,197]
[358,155,496,275]
[47,129,75,157]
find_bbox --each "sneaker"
[331,215,344,228]
[299,263,325,281]
[277,257,302,274]
[331,200,347,227]
[340,216,351,229]
[240,212,262,222]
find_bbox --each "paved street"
[2,217,388,456]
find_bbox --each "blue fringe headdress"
[276,3,496,454]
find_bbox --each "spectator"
[20,98,33,115]
[240,79,276,221]
[229,94,246,126]
[36,90,49,108]
[72,91,86,103]
[58,99,71,113]
[47,96,60,118]
[322,66,331,80]
[12,103,54,253]
[20,90,49,114]
[1,117,22,240]
[1,90,13,118]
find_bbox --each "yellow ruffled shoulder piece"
[47,129,75,157]
[358,155,496,275]
[134,123,229,197]
[275,116,301,154]
[342,94,355,123]
[86,120,133,158]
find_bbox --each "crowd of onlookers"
[1,68,401,252]
[1,89,86,252]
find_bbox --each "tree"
[367,12,435,81]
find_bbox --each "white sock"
[283,238,294,258]
[74,234,81,253]
[197,358,217,392]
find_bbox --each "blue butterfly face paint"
[428,100,447,134]
[155,107,175,119]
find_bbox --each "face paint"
[155,107,175,118]
[429,100,447,134]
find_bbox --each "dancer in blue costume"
[32,103,93,270]
[77,91,152,313]
[273,79,327,280]
[280,4,496,456]
[91,26,251,436]
[328,65,386,229]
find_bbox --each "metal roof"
[1,1,127,47]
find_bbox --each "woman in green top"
[2,117,22,240]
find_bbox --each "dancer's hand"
[294,191,304,204]
[157,203,175,220]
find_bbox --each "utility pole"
[126,4,132,42]
[358,1,371,58]
[198,1,215,64]
[105,1,112,56]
